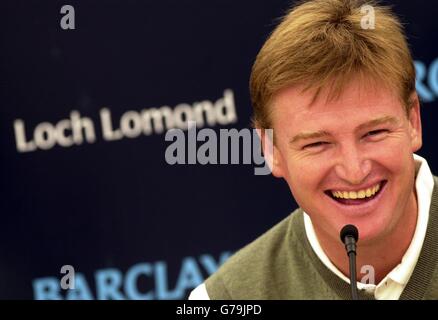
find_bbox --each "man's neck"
[315,191,418,284]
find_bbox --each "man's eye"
[303,141,328,149]
[364,129,389,138]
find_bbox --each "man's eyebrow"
[289,130,331,145]
[288,116,399,145]
[356,115,399,131]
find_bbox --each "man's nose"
[334,146,372,185]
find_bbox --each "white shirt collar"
[303,154,434,298]
[387,154,434,284]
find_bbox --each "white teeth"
[331,182,382,200]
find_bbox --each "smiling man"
[189,0,438,299]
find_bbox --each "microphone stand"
[340,225,359,300]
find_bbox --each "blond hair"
[250,0,416,128]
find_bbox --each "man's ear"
[408,92,422,152]
[256,128,285,178]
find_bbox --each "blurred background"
[0,0,437,299]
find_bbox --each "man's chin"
[343,215,394,246]
[315,209,393,245]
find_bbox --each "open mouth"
[324,180,387,205]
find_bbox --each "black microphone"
[340,224,359,300]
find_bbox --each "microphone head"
[340,224,359,243]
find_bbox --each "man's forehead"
[272,79,400,121]
[272,91,403,131]
[278,106,400,126]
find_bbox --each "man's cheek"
[288,168,315,189]
[290,177,319,202]
[370,142,410,168]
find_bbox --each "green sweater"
[205,177,438,300]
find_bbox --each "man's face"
[269,78,422,244]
